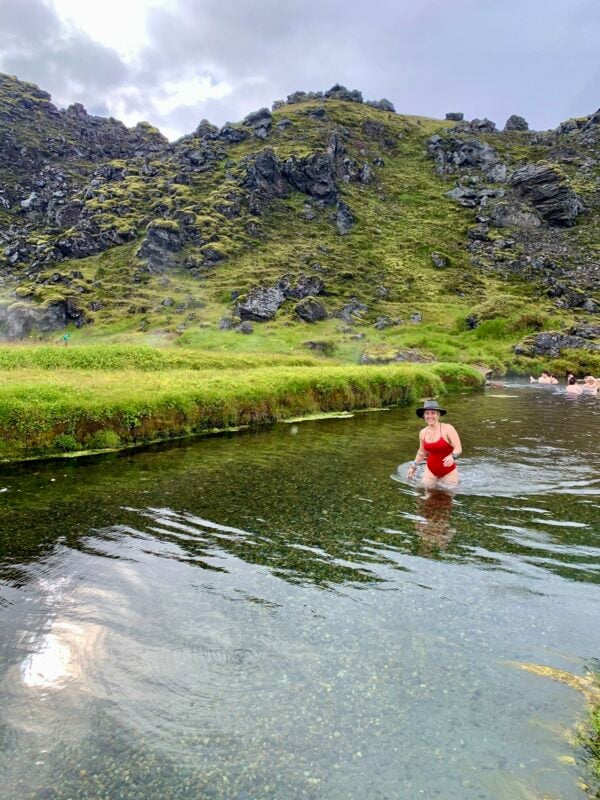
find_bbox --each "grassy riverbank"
[0,353,482,461]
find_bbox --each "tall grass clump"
[0,362,482,460]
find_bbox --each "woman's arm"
[442,424,462,466]
[407,431,427,477]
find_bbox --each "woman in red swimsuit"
[406,399,462,488]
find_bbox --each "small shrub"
[53,434,80,452]
[85,430,121,450]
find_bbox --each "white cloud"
[49,0,170,60]
[152,74,232,115]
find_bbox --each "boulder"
[278,274,325,299]
[504,115,529,131]
[431,252,450,269]
[373,315,401,330]
[514,331,600,358]
[569,323,600,339]
[324,84,363,103]
[366,99,395,113]
[445,185,505,208]
[136,220,185,272]
[337,298,368,323]
[335,200,354,234]
[508,164,584,226]
[0,298,88,339]
[237,286,285,321]
[488,201,542,229]
[427,135,500,174]
[219,123,249,144]
[295,297,327,322]
[283,152,339,204]
[466,118,497,133]
[244,107,272,139]
[445,112,464,121]
[360,347,434,365]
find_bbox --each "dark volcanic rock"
[445,185,505,208]
[445,112,464,121]
[244,148,289,212]
[514,331,600,357]
[427,135,500,175]
[335,201,354,234]
[243,107,272,139]
[366,99,395,113]
[278,274,325,299]
[431,252,450,269]
[283,151,339,204]
[488,201,542,228]
[569,323,600,339]
[509,164,584,226]
[237,286,285,321]
[295,297,327,322]
[219,123,249,144]
[136,221,185,272]
[337,298,368,323]
[0,298,88,339]
[504,115,529,131]
[324,84,363,103]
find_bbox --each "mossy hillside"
[3,90,598,373]
[0,361,482,460]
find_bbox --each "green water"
[0,383,599,799]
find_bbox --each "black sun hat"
[416,399,447,418]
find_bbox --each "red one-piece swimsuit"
[423,428,456,478]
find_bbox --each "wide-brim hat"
[416,399,447,418]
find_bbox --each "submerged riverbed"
[1,382,599,799]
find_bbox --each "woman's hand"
[407,463,417,479]
[442,454,455,468]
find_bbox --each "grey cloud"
[0,0,129,107]
[0,0,598,138]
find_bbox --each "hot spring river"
[0,381,599,799]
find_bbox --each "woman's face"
[423,410,440,425]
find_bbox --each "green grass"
[0,361,482,460]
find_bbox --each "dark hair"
[568,376,577,385]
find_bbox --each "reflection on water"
[0,383,599,799]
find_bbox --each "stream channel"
[0,381,599,799]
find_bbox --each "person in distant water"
[530,371,552,384]
[566,375,583,395]
[548,374,559,384]
[407,399,462,488]
[582,375,600,395]
[566,372,576,384]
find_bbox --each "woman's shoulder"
[443,422,458,434]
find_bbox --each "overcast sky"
[0,0,598,140]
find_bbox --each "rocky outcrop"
[237,286,285,321]
[295,297,327,322]
[504,115,529,131]
[243,108,272,139]
[445,112,464,121]
[0,298,88,339]
[508,164,584,226]
[366,99,395,113]
[277,274,325,299]
[136,220,185,273]
[335,201,354,234]
[427,135,500,175]
[514,331,600,358]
